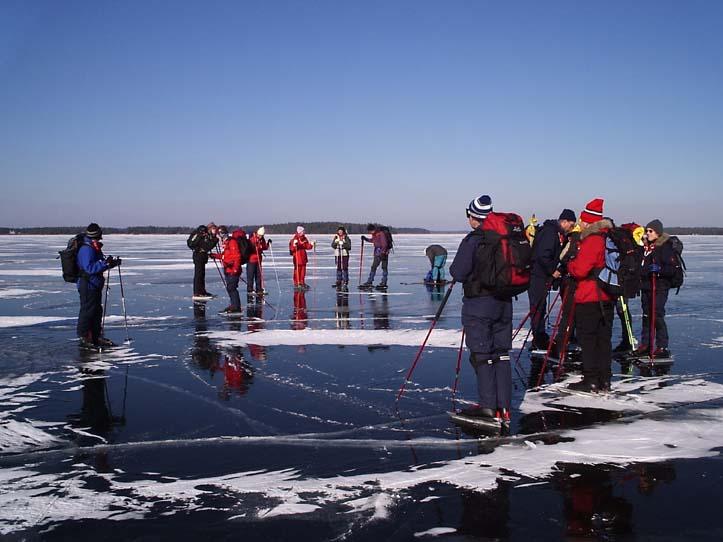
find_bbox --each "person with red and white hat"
[566,198,615,392]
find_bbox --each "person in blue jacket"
[449,195,512,424]
[527,209,577,350]
[76,223,121,348]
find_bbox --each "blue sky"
[1,0,722,229]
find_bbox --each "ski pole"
[269,242,282,296]
[620,296,637,350]
[358,237,365,285]
[535,286,570,387]
[396,281,456,403]
[101,268,111,335]
[553,299,578,381]
[451,329,465,409]
[650,272,657,361]
[117,264,131,343]
[212,255,227,288]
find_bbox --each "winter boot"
[613,340,632,354]
[653,347,671,359]
[460,405,496,419]
[632,344,650,357]
[359,281,373,290]
[567,378,599,393]
[96,337,116,348]
[374,281,388,291]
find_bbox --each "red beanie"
[580,198,604,224]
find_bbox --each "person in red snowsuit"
[566,198,614,392]
[289,226,314,289]
[211,226,246,312]
[247,227,270,295]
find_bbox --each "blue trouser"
[431,254,446,282]
[336,255,349,283]
[246,262,262,292]
[367,254,388,284]
[77,277,103,341]
[226,273,241,309]
[462,296,513,410]
[527,275,549,346]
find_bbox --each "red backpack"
[464,212,532,298]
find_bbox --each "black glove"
[106,256,121,269]
[267,239,272,245]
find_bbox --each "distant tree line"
[0,222,430,235]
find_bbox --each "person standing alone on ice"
[289,226,314,290]
[360,224,392,290]
[449,195,514,423]
[566,198,614,392]
[331,226,351,289]
[76,223,121,349]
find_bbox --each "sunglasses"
[646,229,656,233]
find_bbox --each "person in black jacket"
[188,223,219,298]
[450,195,512,423]
[527,209,577,350]
[633,219,677,358]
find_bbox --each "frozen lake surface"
[1,233,723,539]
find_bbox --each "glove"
[106,256,121,269]
[648,263,661,273]
[267,239,272,245]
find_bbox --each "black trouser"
[640,287,669,349]
[575,301,614,386]
[77,278,103,342]
[527,275,549,347]
[226,273,241,310]
[247,262,262,292]
[193,252,209,295]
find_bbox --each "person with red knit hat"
[566,198,615,392]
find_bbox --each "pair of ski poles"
[101,264,131,344]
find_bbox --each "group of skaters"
[69,197,684,429]
[449,194,685,425]
[187,222,395,314]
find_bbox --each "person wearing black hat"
[76,223,121,349]
[527,209,577,351]
[632,219,679,358]
[187,223,219,299]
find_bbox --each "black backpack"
[668,236,686,292]
[379,226,394,252]
[187,228,203,250]
[58,233,86,283]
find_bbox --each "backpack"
[58,233,86,283]
[667,236,686,291]
[236,235,250,264]
[379,226,394,252]
[187,228,202,250]
[594,226,644,298]
[464,212,532,298]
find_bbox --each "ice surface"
[1,234,722,537]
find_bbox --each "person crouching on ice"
[211,226,245,313]
[331,226,351,289]
[289,226,314,290]
[566,198,614,392]
[424,244,448,285]
[77,223,121,349]
[247,227,269,296]
[449,195,512,424]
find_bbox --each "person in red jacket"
[247,227,270,296]
[211,226,246,313]
[289,226,314,290]
[566,198,614,392]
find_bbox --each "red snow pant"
[293,263,307,286]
